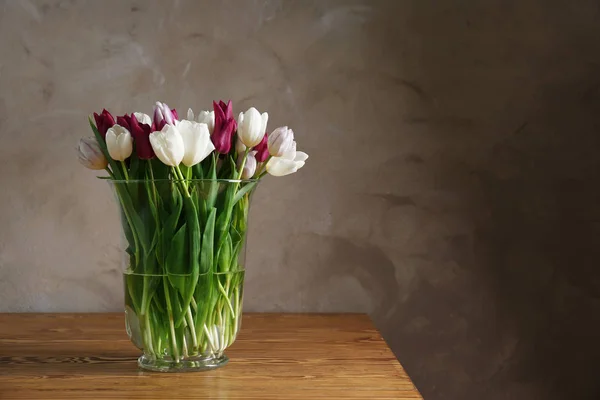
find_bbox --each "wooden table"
[0,313,422,399]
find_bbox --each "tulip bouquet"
[78,100,307,371]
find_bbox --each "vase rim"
[123,270,246,277]
[106,178,258,183]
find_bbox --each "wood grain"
[0,313,422,399]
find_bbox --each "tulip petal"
[149,125,185,166]
[179,120,215,167]
[105,125,133,161]
[254,133,269,162]
[77,137,108,170]
[240,152,257,179]
[213,101,226,130]
[266,156,299,177]
[280,141,297,160]
[93,112,102,131]
[268,126,294,157]
[117,130,133,160]
[116,115,131,132]
[260,112,269,135]
[223,100,234,119]
[105,130,119,160]
[130,114,154,159]
[133,112,152,126]
[212,119,235,154]
[187,108,195,121]
[197,110,215,134]
[238,107,265,148]
[295,151,309,162]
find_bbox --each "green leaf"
[159,191,183,266]
[130,152,141,180]
[230,239,243,271]
[233,181,257,205]
[120,208,136,260]
[144,173,160,227]
[200,208,216,274]
[229,156,237,179]
[218,233,233,273]
[184,195,201,276]
[193,162,204,180]
[206,155,218,211]
[191,184,206,226]
[172,193,201,328]
[166,223,189,294]
[114,181,148,259]
[151,157,170,180]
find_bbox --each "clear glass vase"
[109,179,255,372]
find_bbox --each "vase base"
[138,354,229,372]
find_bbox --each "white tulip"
[237,107,268,148]
[105,124,133,161]
[186,109,215,134]
[266,141,308,177]
[186,108,195,121]
[149,124,185,167]
[239,151,257,179]
[235,137,246,154]
[77,137,108,170]
[268,126,294,157]
[133,112,151,126]
[177,120,215,167]
[196,110,215,134]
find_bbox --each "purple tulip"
[153,102,178,131]
[212,100,237,154]
[130,114,154,159]
[253,133,269,162]
[116,115,132,131]
[93,109,115,139]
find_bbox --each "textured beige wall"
[2,1,600,399]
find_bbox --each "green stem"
[162,278,180,361]
[148,160,159,206]
[181,310,191,358]
[233,286,240,339]
[216,307,223,350]
[255,155,271,176]
[203,324,216,354]
[140,163,161,314]
[142,313,155,356]
[185,306,198,350]
[217,279,235,315]
[174,165,189,193]
[171,166,200,328]
[236,149,250,181]
[120,161,129,180]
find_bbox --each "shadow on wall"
[473,84,600,399]
[381,2,600,400]
[278,1,600,400]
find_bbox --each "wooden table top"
[0,313,422,399]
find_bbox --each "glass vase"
[109,179,255,372]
